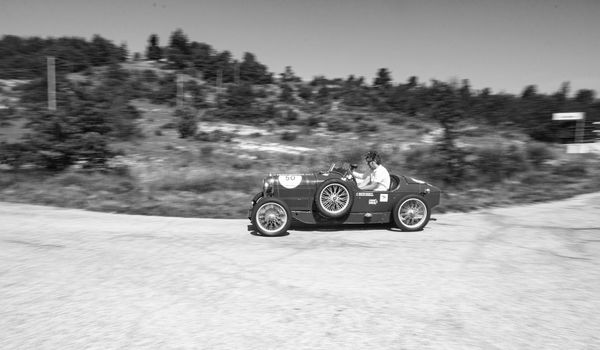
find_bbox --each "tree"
[167,29,191,68]
[89,35,118,66]
[298,85,313,101]
[280,66,301,83]
[175,107,198,138]
[225,83,255,108]
[315,86,331,105]
[428,81,465,183]
[146,34,163,61]
[21,110,116,170]
[518,84,558,141]
[574,89,595,105]
[168,29,190,55]
[118,43,129,61]
[190,42,214,74]
[211,50,234,82]
[279,84,295,103]
[239,52,272,84]
[373,68,392,89]
[406,76,418,89]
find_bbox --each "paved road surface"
[1,194,600,349]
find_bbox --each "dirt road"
[1,194,599,349]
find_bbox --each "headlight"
[263,178,275,195]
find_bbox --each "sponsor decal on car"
[357,192,374,197]
[278,175,302,189]
[369,199,378,205]
[380,194,388,202]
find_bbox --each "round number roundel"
[278,175,302,189]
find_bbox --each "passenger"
[351,151,390,191]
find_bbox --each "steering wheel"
[345,163,358,184]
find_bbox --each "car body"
[248,164,441,236]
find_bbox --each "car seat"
[389,174,401,191]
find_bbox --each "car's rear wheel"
[393,195,430,231]
[315,179,353,218]
[251,198,291,236]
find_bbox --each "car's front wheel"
[393,195,431,231]
[251,198,291,236]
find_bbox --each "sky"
[1,0,599,95]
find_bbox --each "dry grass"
[2,99,600,219]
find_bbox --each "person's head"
[364,151,381,170]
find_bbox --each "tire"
[251,198,291,236]
[315,179,354,218]
[393,195,431,231]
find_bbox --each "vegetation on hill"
[1,31,600,219]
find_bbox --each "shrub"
[307,114,323,127]
[553,161,587,177]
[403,145,448,184]
[280,131,298,141]
[160,122,176,129]
[327,118,352,133]
[526,142,554,168]
[355,121,379,134]
[232,161,252,170]
[468,144,528,183]
[175,108,198,138]
[200,145,215,157]
[194,130,233,142]
[0,142,34,169]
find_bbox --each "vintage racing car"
[248,163,441,236]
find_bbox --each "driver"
[351,151,390,191]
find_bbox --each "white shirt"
[355,164,390,191]
[370,164,390,191]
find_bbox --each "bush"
[194,130,233,142]
[0,142,34,169]
[232,161,252,170]
[526,142,554,168]
[160,122,176,129]
[280,131,298,141]
[200,145,215,157]
[403,145,448,184]
[355,121,379,134]
[553,161,587,177]
[175,108,198,138]
[327,118,352,133]
[307,114,323,127]
[467,144,528,183]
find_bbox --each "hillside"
[1,60,600,218]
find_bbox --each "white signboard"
[278,175,302,189]
[567,143,600,154]
[552,112,584,121]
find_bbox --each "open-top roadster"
[248,164,441,236]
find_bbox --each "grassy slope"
[1,66,600,219]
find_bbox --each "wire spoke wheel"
[319,183,350,215]
[255,201,289,236]
[394,196,430,231]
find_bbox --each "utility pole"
[47,56,56,111]
[216,69,223,91]
[176,73,184,109]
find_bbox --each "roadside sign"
[552,112,584,121]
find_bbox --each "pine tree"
[146,34,162,61]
